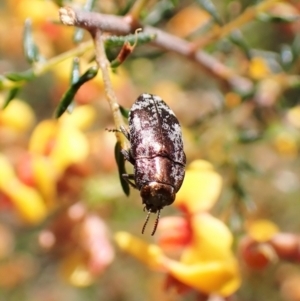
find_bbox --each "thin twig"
[59,7,253,94]
[0,40,94,91]
[127,0,150,22]
[191,0,285,50]
[93,29,129,149]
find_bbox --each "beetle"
[120,93,186,235]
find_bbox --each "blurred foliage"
[1,0,300,301]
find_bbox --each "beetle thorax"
[140,182,175,213]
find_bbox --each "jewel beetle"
[120,93,186,235]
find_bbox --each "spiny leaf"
[5,70,35,82]
[73,0,96,43]
[280,44,293,69]
[73,29,85,43]
[143,0,176,25]
[119,105,129,119]
[257,13,299,23]
[3,88,20,109]
[23,19,41,64]
[230,30,251,59]
[195,0,223,25]
[238,130,262,144]
[67,57,81,113]
[55,66,98,118]
[105,32,156,48]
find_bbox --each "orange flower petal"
[157,216,191,253]
[175,160,222,213]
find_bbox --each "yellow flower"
[0,104,95,223]
[246,219,279,242]
[175,160,222,213]
[0,98,35,132]
[29,106,94,175]
[163,213,240,296]
[248,57,271,80]
[115,160,240,297]
[0,154,46,224]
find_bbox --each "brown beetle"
[121,93,186,235]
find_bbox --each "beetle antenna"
[142,210,151,234]
[151,210,161,236]
[105,128,120,133]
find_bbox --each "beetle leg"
[120,125,130,140]
[106,126,130,140]
[105,128,121,133]
[122,174,137,189]
[121,149,135,165]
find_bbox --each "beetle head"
[140,182,175,212]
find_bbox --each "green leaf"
[5,70,35,82]
[236,160,258,174]
[168,0,178,6]
[230,30,251,59]
[71,57,81,84]
[115,141,130,196]
[143,0,175,25]
[3,88,20,109]
[195,0,223,25]
[280,44,293,69]
[73,28,85,43]
[105,32,156,48]
[23,19,41,64]
[55,66,98,118]
[51,0,64,6]
[257,13,299,23]
[67,57,81,113]
[238,130,262,144]
[84,0,97,11]
[73,0,96,43]
[119,105,129,119]
[292,34,300,57]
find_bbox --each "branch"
[59,7,253,95]
[92,29,129,149]
[191,0,285,50]
[0,40,94,91]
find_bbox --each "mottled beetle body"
[121,93,186,234]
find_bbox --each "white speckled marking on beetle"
[129,94,186,165]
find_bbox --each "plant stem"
[191,0,284,50]
[1,40,94,91]
[93,30,129,149]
